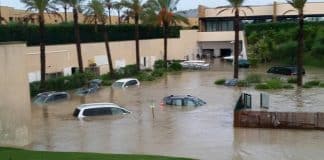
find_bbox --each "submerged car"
[162,95,206,107]
[224,79,238,86]
[180,60,210,69]
[73,103,131,118]
[112,78,140,88]
[33,91,70,104]
[267,66,305,76]
[75,79,102,96]
[238,59,250,68]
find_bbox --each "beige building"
[198,2,324,58]
[24,30,198,82]
[0,5,120,24]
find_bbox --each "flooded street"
[27,61,324,160]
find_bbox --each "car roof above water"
[77,103,120,110]
[115,78,138,83]
[165,95,196,99]
[37,91,68,96]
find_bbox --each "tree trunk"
[233,9,240,79]
[39,14,46,89]
[73,8,84,73]
[163,24,168,68]
[108,8,112,25]
[103,25,114,75]
[297,11,304,86]
[64,6,68,22]
[117,10,121,25]
[135,13,140,71]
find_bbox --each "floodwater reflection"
[26,61,324,160]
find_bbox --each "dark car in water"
[267,66,305,76]
[33,91,70,104]
[238,59,250,68]
[162,95,206,107]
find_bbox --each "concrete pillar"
[0,42,31,146]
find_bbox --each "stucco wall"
[0,42,31,146]
[203,2,324,18]
[24,30,198,81]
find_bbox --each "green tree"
[105,0,113,24]
[121,0,144,71]
[70,0,85,73]
[53,0,70,22]
[216,0,253,79]
[21,0,58,88]
[285,0,307,86]
[84,0,114,74]
[113,1,123,24]
[143,0,188,67]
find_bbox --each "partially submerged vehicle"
[33,91,70,104]
[180,60,210,69]
[75,79,103,96]
[73,103,131,118]
[162,95,206,107]
[267,66,305,76]
[112,78,140,88]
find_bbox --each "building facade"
[197,2,324,59]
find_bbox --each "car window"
[125,80,138,86]
[111,107,124,115]
[184,98,196,107]
[83,107,112,116]
[172,99,183,106]
[54,94,67,101]
[112,82,124,88]
[34,95,47,103]
[165,97,172,105]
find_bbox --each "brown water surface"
[26,61,324,160]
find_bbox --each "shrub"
[136,72,155,81]
[151,69,166,77]
[0,24,181,46]
[255,84,270,90]
[319,83,324,88]
[283,84,294,89]
[245,74,262,83]
[266,78,284,89]
[304,80,320,87]
[115,64,138,78]
[287,77,297,84]
[169,62,182,71]
[102,80,113,86]
[154,60,166,70]
[215,79,226,85]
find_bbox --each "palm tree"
[105,0,113,24]
[143,0,189,67]
[84,0,114,74]
[53,0,70,22]
[70,0,84,73]
[21,0,58,88]
[113,1,123,24]
[121,0,143,71]
[121,9,132,24]
[285,0,307,86]
[216,0,253,79]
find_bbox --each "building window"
[9,17,13,22]
[205,20,234,32]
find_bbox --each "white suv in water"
[73,103,131,118]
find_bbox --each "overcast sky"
[1,0,323,11]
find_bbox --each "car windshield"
[112,82,124,88]
[33,95,47,104]
[194,98,206,106]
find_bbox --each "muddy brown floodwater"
[26,61,324,160]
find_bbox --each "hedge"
[0,24,181,46]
